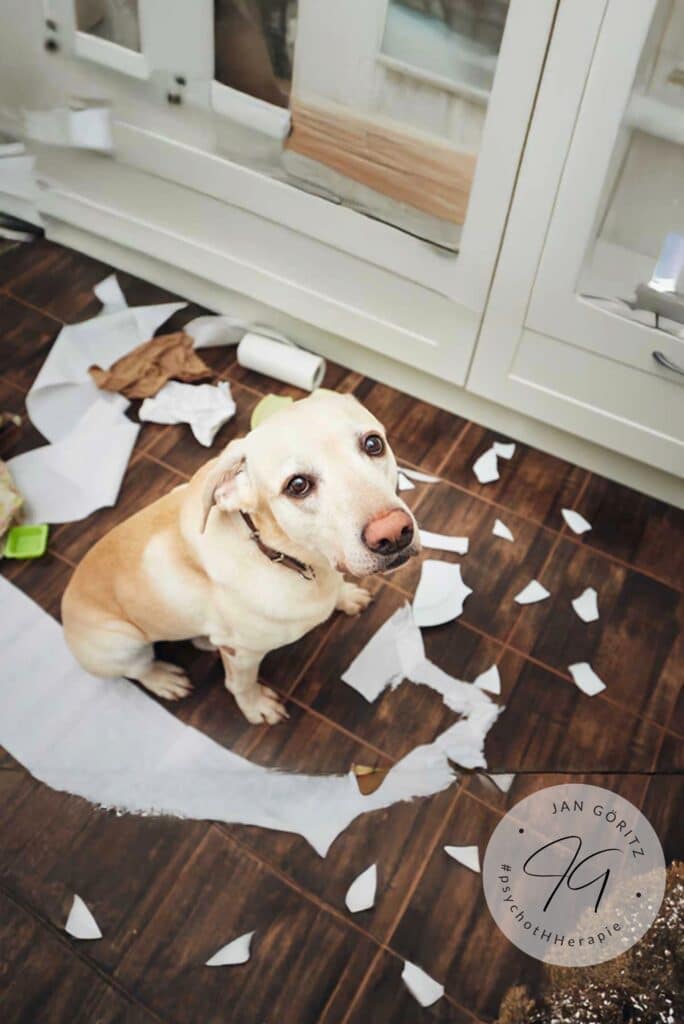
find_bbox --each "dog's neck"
[239,510,316,581]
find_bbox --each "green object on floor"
[3,523,49,559]
[250,393,293,429]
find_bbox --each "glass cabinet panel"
[75,0,141,51]
[579,0,684,337]
[210,0,513,250]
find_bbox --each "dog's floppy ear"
[200,438,256,533]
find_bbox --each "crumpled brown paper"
[89,332,213,400]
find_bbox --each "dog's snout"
[362,509,414,556]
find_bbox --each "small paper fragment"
[474,665,501,695]
[352,764,390,795]
[568,662,606,696]
[206,930,255,966]
[401,960,444,1008]
[492,518,514,542]
[398,466,440,483]
[185,313,247,348]
[493,441,516,460]
[65,895,102,940]
[345,864,377,913]
[514,580,550,605]
[413,560,473,627]
[473,447,499,484]
[419,529,468,555]
[93,274,127,315]
[397,471,415,491]
[571,587,599,623]
[562,509,592,534]
[444,845,480,873]
[489,773,515,793]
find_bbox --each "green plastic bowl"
[3,524,49,559]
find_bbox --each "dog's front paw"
[336,582,373,616]
[237,684,290,725]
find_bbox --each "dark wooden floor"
[0,238,682,1024]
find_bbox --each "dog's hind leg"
[64,615,192,701]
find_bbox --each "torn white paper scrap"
[398,467,440,483]
[25,294,185,442]
[419,530,468,555]
[473,447,499,484]
[341,606,500,769]
[489,773,515,793]
[0,578,462,858]
[493,442,516,460]
[568,662,606,696]
[413,560,473,627]
[401,960,444,1008]
[562,509,592,534]
[571,587,599,623]
[474,665,501,696]
[444,845,480,873]
[8,395,139,524]
[65,895,102,940]
[139,381,236,447]
[24,103,112,151]
[492,518,514,542]
[514,580,550,605]
[93,274,127,315]
[345,864,377,913]
[397,471,415,491]
[185,313,247,349]
[206,930,254,966]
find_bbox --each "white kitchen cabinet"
[0,1,682,500]
[470,0,684,481]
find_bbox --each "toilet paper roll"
[237,332,326,391]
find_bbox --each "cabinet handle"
[652,351,684,377]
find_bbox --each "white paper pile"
[206,931,255,966]
[139,381,236,447]
[0,578,474,857]
[341,604,501,770]
[413,560,473,627]
[345,864,377,913]
[7,278,185,523]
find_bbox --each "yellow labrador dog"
[62,391,420,724]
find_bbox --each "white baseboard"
[45,215,684,509]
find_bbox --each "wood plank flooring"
[0,239,682,1023]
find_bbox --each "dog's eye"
[362,433,385,457]
[285,475,313,498]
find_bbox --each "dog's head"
[201,390,421,576]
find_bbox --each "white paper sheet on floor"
[0,578,468,857]
[139,381,236,447]
[341,604,501,770]
[7,278,185,523]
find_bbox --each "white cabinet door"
[6,0,554,388]
[469,0,684,479]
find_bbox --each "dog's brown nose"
[363,509,414,556]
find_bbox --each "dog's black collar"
[240,511,316,581]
